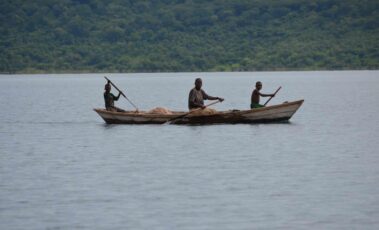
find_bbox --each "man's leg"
[115,106,126,112]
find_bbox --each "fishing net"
[147,107,173,115]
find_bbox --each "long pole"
[104,76,139,111]
[263,86,281,106]
[167,100,222,124]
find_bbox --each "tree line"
[1,0,378,73]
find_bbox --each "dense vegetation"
[1,0,378,73]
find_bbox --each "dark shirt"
[188,88,212,109]
[104,92,120,109]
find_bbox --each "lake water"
[1,71,379,230]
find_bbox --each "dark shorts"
[250,103,264,109]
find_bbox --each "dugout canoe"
[94,99,304,125]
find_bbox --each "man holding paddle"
[251,81,280,109]
[166,78,224,123]
[188,78,224,111]
[104,81,125,112]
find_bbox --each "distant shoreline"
[1,68,377,75]
[2,1,378,76]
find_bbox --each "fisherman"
[251,81,275,108]
[188,78,224,111]
[104,81,125,112]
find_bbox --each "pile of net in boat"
[147,107,173,114]
[147,107,217,115]
[189,108,217,115]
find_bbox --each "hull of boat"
[94,100,304,125]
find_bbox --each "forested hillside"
[1,0,378,73]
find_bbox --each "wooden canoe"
[94,99,304,125]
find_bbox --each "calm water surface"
[1,71,379,229]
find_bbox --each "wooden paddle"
[167,100,222,124]
[104,76,139,111]
[263,86,281,106]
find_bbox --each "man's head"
[105,83,111,92]
[256,81,262,90]
[195,78,202,90]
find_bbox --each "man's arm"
[113,92,122,101]
[258,92,275,97]
[202,90,224,101]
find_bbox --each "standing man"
[251,81,275,109]
[104,81,125,112]
[188,78,224,110]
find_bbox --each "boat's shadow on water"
[181,121,295,126]
[100,123,117,129]
[98,121,297,128]
[99,123,164,129]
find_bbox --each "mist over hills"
[1,0,378,73]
